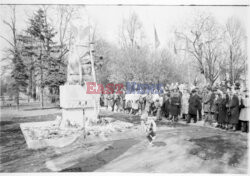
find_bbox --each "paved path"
[0,112,248,173]
[96,125,248,173]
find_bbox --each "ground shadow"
[0,114,56,172]
[61,138,140,172]
[188,135,248,168]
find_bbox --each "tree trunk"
[40,87,44,108]
[28,69,33,102]
[229,47,234,85]
[40,68,44,108]
[16,88,19,110]
[32,79,37,101]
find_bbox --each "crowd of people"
[99,82,249,133]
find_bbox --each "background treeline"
[0,5,247,109]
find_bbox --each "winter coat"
[239,96,249,121]
[203,92,213,113]
[181,93,190,114]
[211,97,220,114]
[228,95,240,124]
[188,94,200,115]
[162,98,171,116]
[217,97,227,124]
[170,94,181,116]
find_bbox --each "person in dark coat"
[187,89,200,123]
[196,88,203,121]
[228,90,240,131]
[177,87,182,117]
[216,91,227,128]
[170,89,181,122]
[224,91,231,130]
[162,93,171,119]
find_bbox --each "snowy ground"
[0,109,248,173]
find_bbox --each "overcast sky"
[0,5,248,59]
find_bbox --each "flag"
[154,27,160,49]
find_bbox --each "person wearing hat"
[228,88,240,131]
[170,89,181,122]
[187,89,200,123]
[239,89,249,132]
[161,93,171,119]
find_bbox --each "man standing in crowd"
[170,88,181,122]
[228,88,240,131]
[162,93,171,119]
[196,88,203,121]
[187,89,200,123]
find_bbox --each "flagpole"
[88,19,99,116]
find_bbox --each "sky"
[0,5,248,59]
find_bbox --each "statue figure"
[67,20,93,85]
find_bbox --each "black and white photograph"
[0,0,249,174]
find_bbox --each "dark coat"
[224,94,230,123]
[188,94,200,115]
[170,95,181,116]
[217,97,227,124]
[162,98,171,117]
[228,95,240,124]
[197,95,202,110]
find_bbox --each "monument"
[20,21,137,150]
[59,21,99,129]
[20,21,100,149]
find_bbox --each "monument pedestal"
[59,85,97,128]
[60,108,84,129]
[20,84,100,149]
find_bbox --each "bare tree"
[175,13,224,86]
[120,12,144,49]
[56,5,77,56]
[224,17,247,84]
[0,5,28,109]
